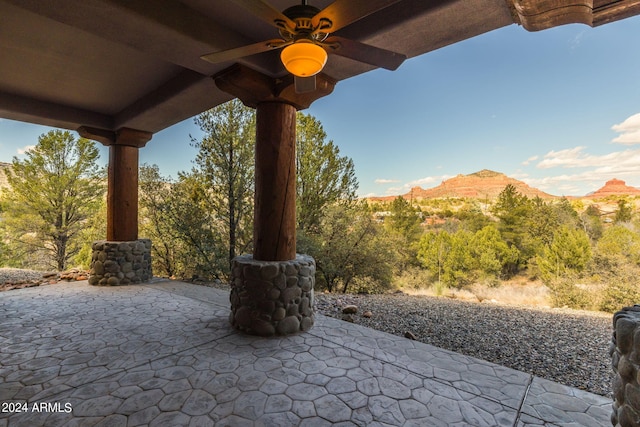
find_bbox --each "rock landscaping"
[0,268,89,291]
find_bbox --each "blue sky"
[2,15,640,197]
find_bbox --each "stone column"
[215,64,336,336]
[611,305,640,427]
[78,126,153,286]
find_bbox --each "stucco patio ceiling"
[1,0,639,135]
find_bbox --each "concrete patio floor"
[0,280,612,426]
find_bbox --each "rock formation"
[370,169,555,201]
[587,178,640,199]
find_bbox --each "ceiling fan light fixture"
[280,40,327,77]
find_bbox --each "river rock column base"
[230,254,315,337]
[88,239,152,286]
[611,305,640,427]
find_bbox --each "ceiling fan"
[201,0,407,93]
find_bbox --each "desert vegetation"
[1,100,639,313]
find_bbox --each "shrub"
[348,276,392,294]
[393,266,432,290]
[432,281,449,297]
[600,279,640,313]
[545,278,592,310]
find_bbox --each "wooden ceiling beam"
[509,0,640,31]
[214,64,336,111]
[3,0,255,75]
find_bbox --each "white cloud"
[612,113,640,145]
[535,146,640,170]
[17,145,35,155]
[522,155,539,166]
[406,175,451,188]
[517,145,640,195]
[386,186,404,195]
[380,174,453,195]
[523,168,640,196]
[361,192,377,198]
[374,178,400,184]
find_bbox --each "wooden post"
[214,64,336,262]
[78,126,152,242]
[254,102,297,261]
[107,144,139,241]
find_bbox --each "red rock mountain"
[369,169,555,201]
[587,178,640,198]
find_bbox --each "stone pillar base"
[89,239,152,286]
[230,254,315,336]
[612,305,640,427]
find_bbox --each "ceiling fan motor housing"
[283,4,321,32]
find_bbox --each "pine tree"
[296,112,357,233]
[1,130,104,270]
[191,99,255,268]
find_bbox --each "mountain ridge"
[368,169,640,201]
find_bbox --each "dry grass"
[401,276,553,309]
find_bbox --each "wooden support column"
[77,126,152,241]
[254,102,297,261]
[215,64,336,262]
[107,144,139,241]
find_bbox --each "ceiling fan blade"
[201,39,287,64]
[232,0,296,30]
[295,75,316,94]
[325,36,406,71]
[312,0,402,33]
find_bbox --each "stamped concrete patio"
[0,280,611,426]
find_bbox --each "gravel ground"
[314,292,613,397]
[0,267,56,284]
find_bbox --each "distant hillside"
[587,178,640,199]
[0,162,10,189]
[369,169,555,202]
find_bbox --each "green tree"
[299,201,393,293]
[470,225,519,280]
[492,184,532,263]
[296,112,358,233]
[456,202,492,233]
[385,196,423,269]
[595,224,640,266]
[139,164,180,277]
[537,226,592,281]
[417,230,452,284]
[167,172,228,279]
[536,226,592,309]
[385,196,422,240]
[553,197,580,228]
[525,197,558,252]
[191,99,255,267]
[72,197,107,269]
[139,164,231,280]
[1,130,104,270]
[586,223,640,312]
[442,230,476,287]
[523,197,580,262]
[580,204,603,241]
[615,199,633,223]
